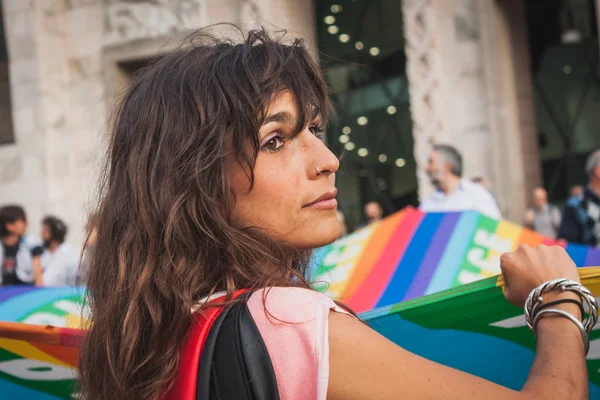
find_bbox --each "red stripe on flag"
[30,342,80,368]
[347,209,424,312]
[341,211,407,301]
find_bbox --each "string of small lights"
[324,2,406,168]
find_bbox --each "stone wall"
[479,0,541,221]
[0,0,105,246]
[104,0,207,47]
[248,0,317,53]
[402,0,541,222]
[0,0,47,237]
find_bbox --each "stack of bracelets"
[525,278,599,355]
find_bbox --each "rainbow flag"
[363,267,600,397]
[0,287,85,399]
[312,208,600,313]
[2,271,600,398]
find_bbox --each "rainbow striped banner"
[362,267,600,397]
[0,287,85,399]
[312,208,600,313]
[2,270,600,397]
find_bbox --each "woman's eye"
[262,136,284,152]
[310,125,325,140]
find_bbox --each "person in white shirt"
[40,216,78,286]
[420,144,501,219]
[0,205,44,286]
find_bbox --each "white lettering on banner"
[465,248,502,275]
[22,312,66,327]
[473,230,512,254]
[588,339,600,360]
[0,359,75,381]
[20,299,87,327]
[459,229,512,282]
[53,300,89,319]
[321,227,373,267]
[325,262,354,286]
[322,244,363,267]
[490,315,527,329]
[457,269,485,285]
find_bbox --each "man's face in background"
[425,151,446,190]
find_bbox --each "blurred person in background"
[40,216,78,286]
[472,175,502,213]
[364,201,383,224]
[559,150,600,247]
[570,185,584,199]
[356,201,384,229]
[0,205,43,286]
[420,144,501,219]
[524,187,561,239]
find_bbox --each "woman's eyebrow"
[262,111,295,125]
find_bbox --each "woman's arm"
[328,245,587,400]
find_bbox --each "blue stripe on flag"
[566,243,588,267]
[0,376,61,400]
[375,213,445,308]
[425,211,480,295]
[0,287,83,322]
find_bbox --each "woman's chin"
[306,221,342,249]
[273,218,342,250]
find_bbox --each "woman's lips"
[304,197,337,210]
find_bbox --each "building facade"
[0,0,598,244]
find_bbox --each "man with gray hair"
[420,144,501,218]
[559,150,600,246]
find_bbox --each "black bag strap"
[196,296,280,400]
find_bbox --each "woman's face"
[229,91,340,249]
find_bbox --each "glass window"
[315,0,416,230]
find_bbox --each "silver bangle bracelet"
[533,308,590,355]
[524,278,598,333]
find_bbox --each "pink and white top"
[201,287,350,399]
[247,287,352,400]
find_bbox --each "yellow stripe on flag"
[0,338,75,369]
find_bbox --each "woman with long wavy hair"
[79,28,591,400]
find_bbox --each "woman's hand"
[500,244,580,307]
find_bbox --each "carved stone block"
[103,0,203,47]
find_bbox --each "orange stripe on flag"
[340,210,407,301]
[517,227,545,247]
[0,322,63,345]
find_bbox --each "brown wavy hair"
[78,27,332,400]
